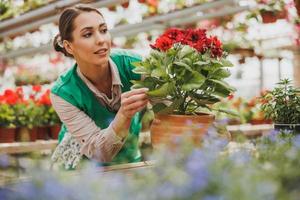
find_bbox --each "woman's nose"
[95,32,105,44]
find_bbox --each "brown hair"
[53,4,103,57]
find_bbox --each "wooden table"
[0,140,58,154]
[227,124,274,137]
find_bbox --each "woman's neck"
[77,61,111,88]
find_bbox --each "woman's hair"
[53,4,103,57]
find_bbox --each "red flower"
[3,89,19,105]
[207,36,223,58]
[227,93,234,100]
[37,89,52,106]
[184,29,207,44]
[151,36,174,51]
[162,28,184,43]
[32,85,42,93]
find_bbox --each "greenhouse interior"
[1,0,300,199]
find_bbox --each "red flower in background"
[32,85,42,93]
[37,89,51,106]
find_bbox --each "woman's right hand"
[112,88,149,135]
[119,88,149,119]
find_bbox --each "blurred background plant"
[261,78,300,124]
[1,128,300,199]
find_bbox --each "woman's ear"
[63,40,74,56]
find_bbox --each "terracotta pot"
[37,126,50,140]
[261,11,277,24]
[49,124,61,139]
[276,9,287,20]
[295,0,300,16]
[29,127,38,141]
[150,113,215,148]
[0,127,16,143]
[16,127,31,142]
[250,119,272,125]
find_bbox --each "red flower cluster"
[0,86,51,106]
[150,28,223,57]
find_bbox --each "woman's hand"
[112,88,149,137]
[119,88,149,118]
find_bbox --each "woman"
[50,4,149,168]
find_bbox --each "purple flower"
[229,150,252,165]
[185,149,211,192]
[292,134,300,149]
[0,154,9,168]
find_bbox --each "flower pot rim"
[155,112,215,118]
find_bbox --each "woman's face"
[65,11,111,66]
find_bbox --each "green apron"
[51,49,143,165]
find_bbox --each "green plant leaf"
[190,92,220,105]
[173,61,193,72]
[157,97,184,114]
[152,103,168,113]
[220,58,234,67]
[178,45,195,59]
[182,72,205,91]
[194,60,210,66]
[147,82,174,97]
[211,68,231,79]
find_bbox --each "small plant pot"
[295,0,300,16]
[16,127,31,142]
[261,11,277,24]
[49,124,61,139]
[274,124,300,133]
[37,126,50,140]
[0,127,16,143]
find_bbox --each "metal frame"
[0,0,251,59]
[0,0,127,38]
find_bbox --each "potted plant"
[257,0,286,24]
[132,28,235,147]
[0,103,16,143]
[261,79,300,133]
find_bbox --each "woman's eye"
[100,29,108,34]
[83,33,92,38]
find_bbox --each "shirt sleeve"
[50,93,126,163]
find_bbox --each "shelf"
[0,0,250,59]
[0,0,127,38]
[0,140,58,154]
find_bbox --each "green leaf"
[178,45,195,59]
[220,58,234,67]
[211,68,231,79]
[190,92,220,105]
[182,72,205,91]
[152,103,168,113]
[209,79,235,97]
[147,82,174,97]
[194,60,210,66]
[151,68,167,78]
[174,61,193,72]
[157,98,184,114]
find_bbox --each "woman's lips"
[94,48,108,56]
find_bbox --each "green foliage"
[132,44,235,115]
[14,101,43,128]
[0,103,15,127]
[261,79,300,124]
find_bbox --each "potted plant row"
[132,28,235,148]
[0,86,61,143]
[261,79,300,133]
